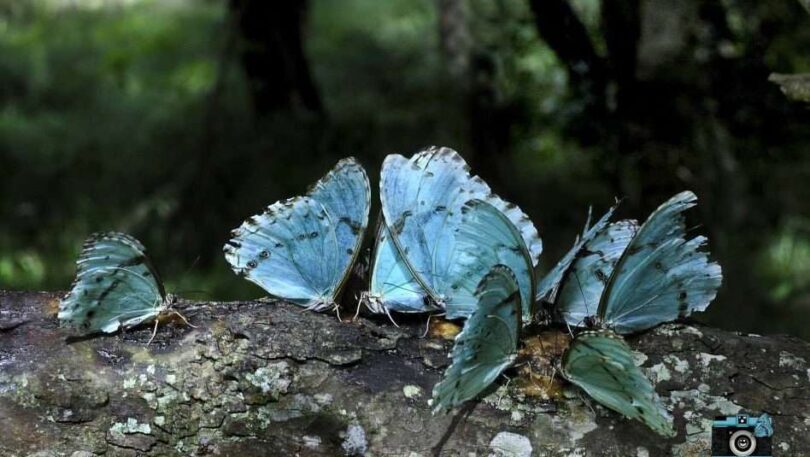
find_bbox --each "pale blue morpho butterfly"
[224,157,371,312]
[431,264,521,413]
[362,147,541,321]
[59,232,190,341]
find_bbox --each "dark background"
[2,0,809,338]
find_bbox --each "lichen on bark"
[1,291,809,456]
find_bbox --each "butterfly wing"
[597,191,723,334]
[59,232,166,334]
[446,199,535,321]
[380,147,541,306]
[366,222,433,314]
[556,220,638,328]
[224,158,370,310]
[561,330,675,437]
[432,265,521,412]
[307,157,371,296]
[535,204,617,303]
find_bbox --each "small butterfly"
[224,157,371,312]
[375,146,541,320]
[561,330,675,437]
[547,191,723,334]
[59,232,188,342]
[431,264,521,413]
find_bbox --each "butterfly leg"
[421,313,434,338]
[147,318,160,345]
[564,320,576,339]
[384,306,400,328]
[497,376,513,407]
[352,294,363,322]
[171,310,197,328]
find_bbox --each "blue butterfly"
[374,146,541,320]
[446,199,536,320]
[431,264,521,412]
[59,232,183,339]
[362,221,437,317]
[561,330,675,437]
[547,191,722,334]
[535,204,618,304]
[224,158,370,312]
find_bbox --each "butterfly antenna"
[572,271,589,316]
[686,223,704,235]
[173,255,204,293]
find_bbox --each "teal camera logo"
[711,413,773,456]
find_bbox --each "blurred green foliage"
[1,0,810,338]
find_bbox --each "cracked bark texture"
[1,291,809,457]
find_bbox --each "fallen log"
[0,291,808,456]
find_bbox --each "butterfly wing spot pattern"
[224,157,371,312]
[58,232,176,338]
[377,147,540,321]
[431,265,522,413]
[561,330,676,438]
[597,191,723,334]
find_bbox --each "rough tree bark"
[1,291,809,456]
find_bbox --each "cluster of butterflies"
[58,147,722,438]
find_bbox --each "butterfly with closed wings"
[224,157,371,313]
[372,146,541,321]
[431,264,522,413]
[59,232,191,343]
[539,191,721,437]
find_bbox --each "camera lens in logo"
[729,429,757,456]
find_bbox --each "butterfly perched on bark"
[561,330,676,437]
[545,190,723,334]
[539,191,722,437]
[59,232,188,341]
[224,157,371,312]
[431,264,522,413]
[368,146,541,321]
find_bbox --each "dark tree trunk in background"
[528,0,608,140]
[527,0,810,333]
[468,53,519,183]
[229,0,323,115]
[438,0,472,79]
